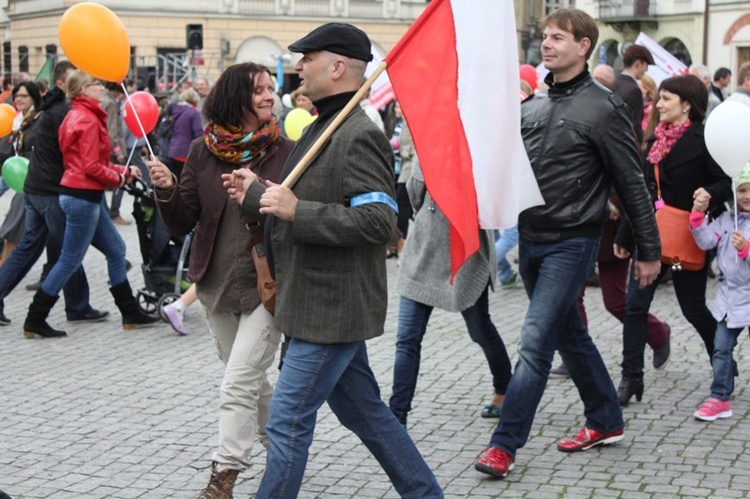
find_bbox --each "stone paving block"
[3,194,750,497]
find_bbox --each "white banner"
[635,32,688,86]
[367,45,394,110]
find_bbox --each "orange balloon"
[59,3,130,83]
[0,103,16,138]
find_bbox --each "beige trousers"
[204,305,280,471]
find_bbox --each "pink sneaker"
[693,398,732,421]
[162,303,188,335]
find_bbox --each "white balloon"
[705,101,750,177]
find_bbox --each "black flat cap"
[289,23,373,62]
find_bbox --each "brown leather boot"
[196,462,239,499]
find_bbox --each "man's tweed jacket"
[243,99,396,344]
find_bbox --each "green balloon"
[2,155,29,193]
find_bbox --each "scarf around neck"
[647,119,692,165]
[204,120,280,165]
[16,108,41,156]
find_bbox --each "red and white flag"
[385,0,543,277]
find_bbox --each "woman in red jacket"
[22,70,158,338]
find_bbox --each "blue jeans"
[389,288,512,425]
[0,193,90,316]
[257,338,443,499]
[710,321,743,401]
[495,225,519,282]
[41,196,127,297]
[489,236,622,457]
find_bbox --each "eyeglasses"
[85,81,103,88]
[14,93,30,99]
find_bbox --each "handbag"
[252,243,276,315]
[653,163,705,271]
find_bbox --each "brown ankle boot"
[196,462,239,499]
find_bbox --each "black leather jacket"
[518,70,661,262]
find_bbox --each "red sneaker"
[557,426,624,453]
[475,447,514,478]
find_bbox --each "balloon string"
[125,142,137,168]
[734,178,738,264]
[120,83,155,159]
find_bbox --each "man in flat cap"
[613,44,655,145]
[225,22,443,498]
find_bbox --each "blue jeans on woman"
[711,321,743,401]
[0,193,91,316]
[257,338,443,499]
[41,195,127,297]
[389,287,512,425]
[495,225,519,283]
[489,236,622,457]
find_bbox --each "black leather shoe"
[67,309,110,323]
[617,378,644,407]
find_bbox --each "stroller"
[124,178,192,318]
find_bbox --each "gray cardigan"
[397,161,496,312]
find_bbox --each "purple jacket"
[692,210,750,327]
[168,103,203,159]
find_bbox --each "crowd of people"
[3,8,750,498]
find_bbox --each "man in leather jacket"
[475,8,661,479]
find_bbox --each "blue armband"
[350,192,398,214]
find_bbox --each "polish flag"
[384,0,543,277]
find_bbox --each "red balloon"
[123,91,159,138]
[519,64,538,93]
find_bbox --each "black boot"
[23,290,67,338]
[617,377,644,407]
[110,280,159,330]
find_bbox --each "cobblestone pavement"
[1,193,748,498]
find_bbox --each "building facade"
[0,0,559,91]
[706,0,750,88]
[576,0,750,91]
[2,0,429,90]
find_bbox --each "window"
[3,42,10,78]
[545,0,575,15]
[738,46,750,75]
[18,46,28,73]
